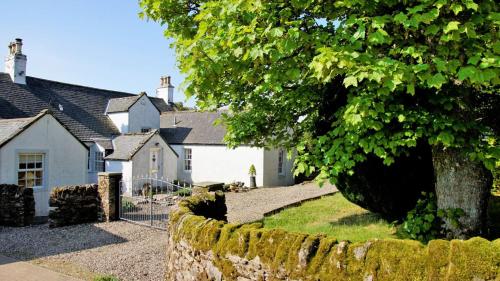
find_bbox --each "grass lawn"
[263,193,398,242]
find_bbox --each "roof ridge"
[21,74,138,96]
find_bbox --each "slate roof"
[0,73,173,142]
[105,131,156,160]
[106,93,172,113]
[160,111,227,144]
[0,115,39,147]
[0,109,88,149]
[106,95,143,113]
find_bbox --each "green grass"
[93,275,120,281]
[263,193,398,242]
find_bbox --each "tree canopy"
[140,0,499,184]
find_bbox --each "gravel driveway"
[226,181,337,223]
[0,182,335,280]
[0,222,166,281]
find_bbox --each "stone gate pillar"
[98,172,122,222]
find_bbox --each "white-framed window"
[184,148,192,171]
[141,127,151,133]
[18,153,44,188]
[94,151,105,172]
[278,149,284,175]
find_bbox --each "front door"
[18,153,48,216]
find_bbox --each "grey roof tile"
[0,116,37,146]
[0,73,174,142]
[160,111,226,144]
[105,131,156,160]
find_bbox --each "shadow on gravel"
[0,223,127,264]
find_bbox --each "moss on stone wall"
[167,190,500,281]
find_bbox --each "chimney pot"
[5,38,27,84]
[156,75,174,104]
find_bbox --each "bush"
[402,192,465,242]
[401,192,442,242]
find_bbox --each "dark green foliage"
[337,142,434,220]
[402,192,466,242]
[402,193,442,242]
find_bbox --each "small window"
[18,153,44,188]
[141,127,151,133]
[184,148,192,171]
[94,151,105,172]
[278,149,284,175]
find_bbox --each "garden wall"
[48,173,121,227]
[0,184,35,226]
[49,184,100,227]
[166,191,500,281]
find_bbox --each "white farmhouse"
[0,38,295,219]
[160,112,295,187]
[0,110,88,216]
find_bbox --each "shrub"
[402,192,465,242]
[402,192,442,242]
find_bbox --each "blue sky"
[0,0,194,106]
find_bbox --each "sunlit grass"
[263,193,398,242]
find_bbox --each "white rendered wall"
[106,160,133,194]
[87,142,105,183]
[108,112,129,133]
[131,134,177,181]
[171,145,265,187]
[0,115,88,215]
[128,95,160,133]
[263,148,295,186]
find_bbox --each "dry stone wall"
[0,184,35,226]
[166,191,500,281]
[49,184,100,227]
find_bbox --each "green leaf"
[450,3,463,15]
[351,24,366,42]
[368,29,389,45]
[443,21,460,33]
[427,73,446,89]
[457,66,476,81]
[343,76,358,88]
[464,0,478,11]
[437,131,455,146]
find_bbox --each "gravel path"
[0,222,166,281]
[226,182,337,223]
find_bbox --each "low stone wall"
[166,191,500,281]
[0,184,35,226]
[49,184,100,227]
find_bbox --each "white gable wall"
[128,95,160,133]
[131,134,177,181]
[108,112,129,133]
[0,115,88,216]
[171,145,265,187]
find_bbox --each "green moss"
[169,192,500,281]
[447,237,500,281]
[425,239,450,280]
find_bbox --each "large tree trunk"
[432,147,491,239]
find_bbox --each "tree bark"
[432,147,491,239]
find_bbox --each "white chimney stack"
[156,75,174,104]
[5,38,27,84]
